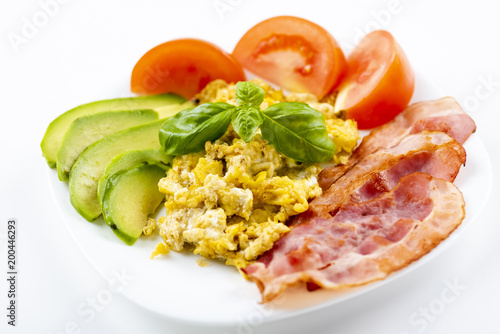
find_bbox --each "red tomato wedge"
[232,16,346,98]
[335,30,414,129]
[131,39,246,99]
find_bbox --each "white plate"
[47,73,492,329]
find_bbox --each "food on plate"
[101,164,167,245]
[196,79,359,165]
[40,13,477,305]
[243,173,465,302]
[243,99,476,302]
[233,22,415,129]
[41,94,187,167]
[69,119,174,222]
[159,80,340,162]
[155,129,320,268]
[97,149,172,206]
[189,79,358,161]
[56,110,159,181]
[131,39,246,99]
[42,93,190,245]
[152,79,359,268]
[232,16,346,98]
[334,30,415,129]
[300,131,466,220]
[319,97,477,190]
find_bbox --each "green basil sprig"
[159,103,233,155]
[232,105,264,143]
[159,81,335,162]
[261,102,335,163]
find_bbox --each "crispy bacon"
[244,97,474,303]
[308,131,466,220]
[243,173,465,303]
[319,97,476,190]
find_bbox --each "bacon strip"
[243,173,465,303]
[319,97,476,190]
[307,131,465,220]
[244,130,467,302]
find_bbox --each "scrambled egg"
[325,118,359,165]
[154,79,360,269]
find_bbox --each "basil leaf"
[235,81,265,108]
[159,103,234,155]
[231,105,263,143]
[261,102,335,162]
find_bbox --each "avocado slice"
[101,164,166,245]
[41,93,187,168]
[56,109,159,181]
[97,149,172,206]
[69,119,167,221]
[68,98,192,222]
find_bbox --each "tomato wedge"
[131,39,246,99]
[334,30,414,129]
[232,16,346,98]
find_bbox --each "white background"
[1,0,499,333]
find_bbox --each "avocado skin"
[41,93,186,168]
[56,109,159,181]
[97,149,172,206]
[101,164,166,245]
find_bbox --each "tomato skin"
[335,30,414,129]
[131,39,246,99]
[233,16,346,98]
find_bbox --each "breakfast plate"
[47,72,492,328]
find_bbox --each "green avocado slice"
[97,149,172,206]
[56,109,159,181]
[102,164,166,246]
[69,120,167,222]
[41,93,187,168]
